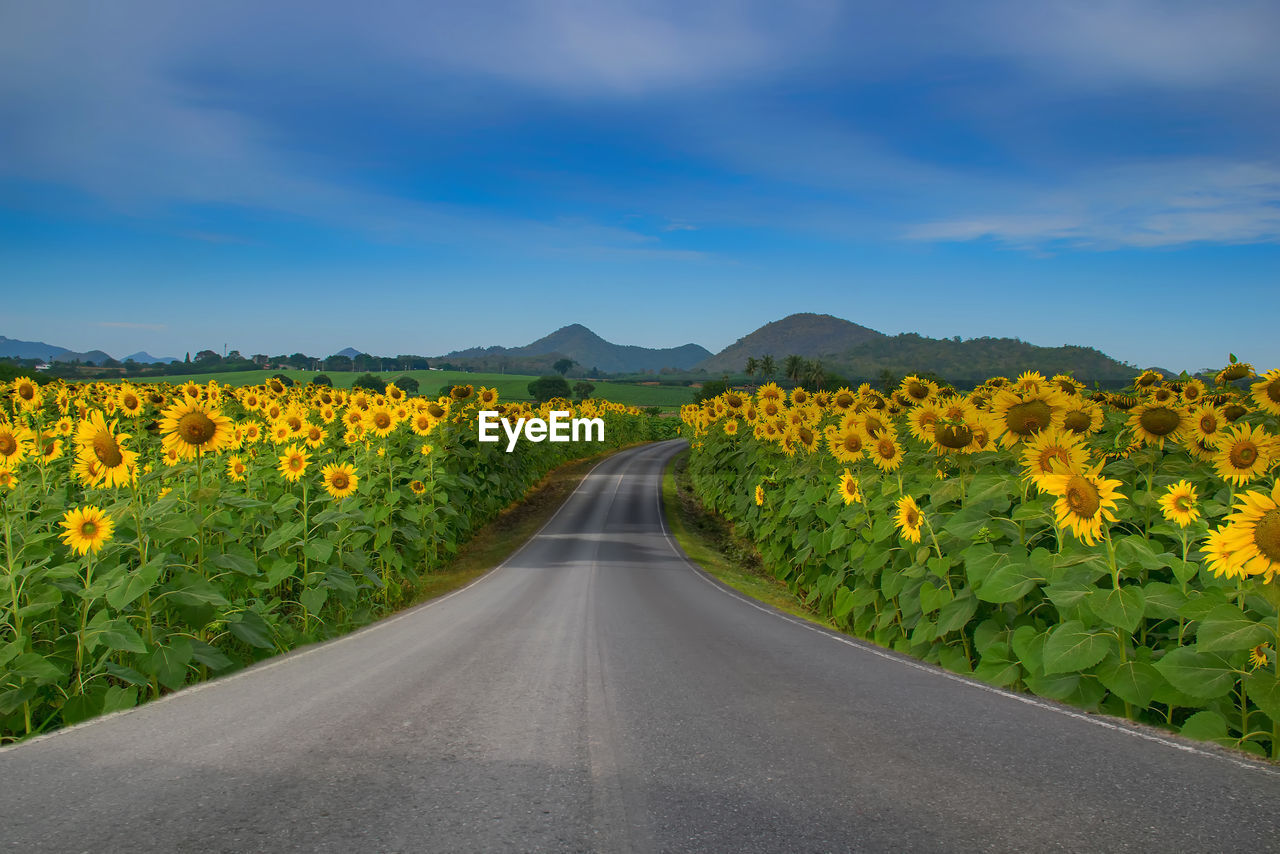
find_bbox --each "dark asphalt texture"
[3,439,1278,853]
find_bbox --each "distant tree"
[744,357,759,381]
[394,375,420,393]
[573,381,595,400]
[553,358,576,376]
[803,359,826,389]
[251,354,269,366]
[759,354,776,380]
[195,349,219,363]
[227,349,243,361]
[123,358,140,373]
[103,357,122,369]
[877,369,899,394]
[310,374,332,387]
[184,352,191,364]
[270,373,295,388]
[588,366,601,379]
[784,354,807,383]
[352,373,386,393]
[528,375,572,402]
[694,379,728,403]
[327,354,353,372]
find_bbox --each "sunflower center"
[92,431,123,467]
[1199,413,1219,434]
[1005,400,1052,435]
[1063,411,1091,433]
[289,456,304,471]
[1173,495,1191,512]
[864,415,885,435]
[80,521,97,537]
[1265,378,1280,405]
[907,381,928,400]
[1139,406,1181,436]
[1250,511,1280,562]
[835,393,854,409]
[178,412,217,445]
[331,473,349,490]
[876,437,896,458]
[1064,475,1101,519]
[1230,441,1258,468]
[1223,404,1247,422]
[935,424,972,449]
[0,435,14,456]
[374,413,391,429]
[841,434,863,453]
[905,508,920,527]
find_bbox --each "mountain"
[332,347,364,359]
[123,351,176,364]
[439,324,712,374]
[696,313,885,373]
[0,336,112,364]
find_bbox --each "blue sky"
[2,1,1278,373]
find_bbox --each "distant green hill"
[440,323,711,374]
[831,333,1138,386]
[696,313,884,373]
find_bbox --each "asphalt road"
[3,439,1279,853]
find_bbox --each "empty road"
[3,439,1278,852]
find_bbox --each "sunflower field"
[0,376,664,741]
[682,361,1280,757]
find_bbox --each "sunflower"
[1202,525,1247,580]
[1041,462,1125,547]
[74,411,138,488]
[907,401,942,443]
[159,399,233,459]
[1250,644,1273,670]
[756,382,784,403]
[869,431,904,472]
[303,423,327,449]
[723,419,739,436]
[828,427,865,463]
[1158,480,1200,528]
[989,387,1069,447]
[226,455,248,482]
[1212,423,1275,487]
[269,422,293,444]
[322,463,358,499]
[1179,379,1207,405]
[11,377,42,412]
[838,470,863,505]
[1020,427,1088,492]
[55,416,74,437]
[386,383,406,404]
[1135,369,1163,389]
[1215,361,1255,385]
[1187,403,1225,445]
[900,375,936,404]
[790,387,809,407]
[0,423,33,464]
[59,505,114,556]
[0,466,16,490]
[788,424,819,454]
[1250,369,1280,416]
[277,444,310,482]
[1206,481,1280,583]
[38,431,62,463]
[1127,402,1188,448]
[895,495,923,543]
[449,384,475,402]
[365,405,397,438]
[420,443,433,456]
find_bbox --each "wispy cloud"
[905,159,1280,249]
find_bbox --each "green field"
[118,369,694,408]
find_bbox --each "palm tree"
[804,359,826,389]
[744,357,759,382]
[784,354,807,384]
[760,354,776,380]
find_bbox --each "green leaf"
[146,638,193,691]
[153,515,199,540]
[1244,669,1280,723]
[1195,604,1272,653]
[1042,620,1113,674]
[300,585,329,615]
[102,685,139,715]
[1141,582,1188,621]
[1179,710,1232,745]
[303,540,335,563]
[1098,658,1163,708]
[935,588,977,635]
[227,610,275,649]
[210,552,258,576]
[975,558,1041,604]
[1089,585,1146,633]
[7,652,65,684]
[1153,647,1236,699]
[93,619,148,655]
[262,521,303,552]
[1011,625,1049,675]
[105,559,162,610]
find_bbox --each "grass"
[407,448,628,605]
[114,369,694,409]
[662,448,830,627]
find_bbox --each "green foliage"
[694,380,728,403]
[573,381,595,400]
[528,375,571,402]
[352,373,386,393]
[394,375,420,394]
[310,374,332,387]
